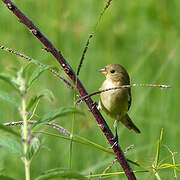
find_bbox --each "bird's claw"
[111,134,119,148]
[111,141,118,148]
[92,102,98,109]
[88,102,97,112]
[108,134,119,149]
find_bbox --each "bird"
[98,64,140,142]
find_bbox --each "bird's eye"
[110,69,115,73]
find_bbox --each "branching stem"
[2,0,136,179]
[76,83,171,104]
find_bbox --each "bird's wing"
[128,88,132,110]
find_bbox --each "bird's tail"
[121,114,141,134]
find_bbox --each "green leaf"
[74,135,114,154]
[35,168,87,180]
[0,73,19,92]
[35,131,112,153]
[0,124,20,137]
[0,135,22,156]
[34,131,140,167]
[0,90,19,108]
[22,61,34,77]
[50,66,59,73]
[26,136,41,161]
[27,65,51,89]
[0,175,15,180]
[36,107,83,125]
[26,89,54,112]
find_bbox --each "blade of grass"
[164,145,178,178]
[159,163,180,173]
[35,131,139,166]
[74,135,113,154]
[154,128,164,169]
[85,170,149,179]
[152,128,164,180]
[34,131,113,154]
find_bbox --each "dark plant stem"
[2,0,136,179]
[76,85,132,104]
[4,121,71,137]
[77,33,93,76]
[0,45,74,89]
[76,83,171,104]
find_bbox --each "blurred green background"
[0,0,180,179]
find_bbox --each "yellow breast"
[100,79,129,117]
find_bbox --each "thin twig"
[103,0,113,15]
[2,1,136,179]
[99,158,117,180]
[88,172,93,180]
[46,123,71,137]
[77,34,93,76]
[99,144,134,180]
[77,0,112,76]
[76,83,171,104]
[124,145,134,154]
[0,45,74,89]
[3,121,71,137]
[95,0,113,30]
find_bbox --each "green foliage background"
[0,0,180,179]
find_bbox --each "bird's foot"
[111,141,118,148]
[88,102,97,112]
[110,123,119,148]
[92,101,98,109]
[110,134,119,148]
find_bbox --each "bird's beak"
[99,67,106,74]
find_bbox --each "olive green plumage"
[98,64,140,134]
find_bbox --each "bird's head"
[99,64,130,83]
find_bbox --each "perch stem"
[2,0,136,179]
